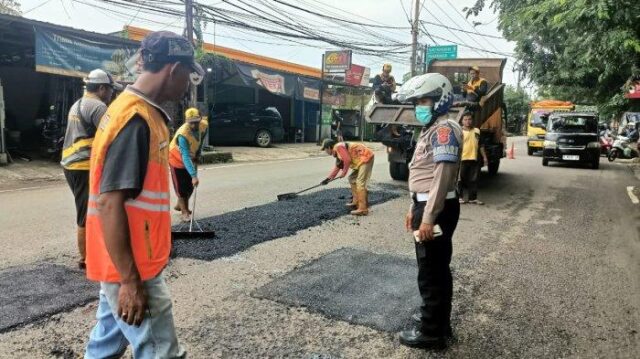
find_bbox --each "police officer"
[397,73,462,349]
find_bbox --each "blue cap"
[140,31,204,79]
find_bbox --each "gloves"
[321,178,330,186]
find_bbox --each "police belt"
[411,191,457,203]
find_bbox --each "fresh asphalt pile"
[254,247,421,333]
[172,185,404,261]
[0,263,97,333]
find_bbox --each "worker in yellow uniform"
[321,138,375,216]
[169,108,209,221]
[60,69,122,269]
[459,111,488,205]
[463,66,488,102]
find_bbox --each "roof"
[124,26,321,79]
[0,13,138,46]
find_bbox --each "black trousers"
[411,198,460,336]
[458,160,479,201]
[63,169,89,227]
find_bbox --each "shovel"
[171,187,216,239]
[277,178,335,201]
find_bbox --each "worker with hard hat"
[169,107,209,221]
[320,138,375,216]
[463,65,488,102]
[61,68,123,269]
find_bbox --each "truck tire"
[389,162,409,181]
[527,146,534,156]
[488,159,500,175]
[542,158,549,166]
[592,159,599,169]
[255,130,272,148]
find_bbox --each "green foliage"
[0,0,21,16]
[467,0,640,117]
[504,85,531,130]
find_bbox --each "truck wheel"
[527,146,534,156]
[592,159,599,169]
[389,162,409,181]
[542,158,549,166]
[488,160,500,175]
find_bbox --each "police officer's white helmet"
[396,73,454,116]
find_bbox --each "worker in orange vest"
[321,138,375,216]
[169,108,209,221]
[84,31,204,358]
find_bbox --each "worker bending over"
[169,107,209,221]
[321,138,374,216]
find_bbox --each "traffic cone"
[507,142,515,159]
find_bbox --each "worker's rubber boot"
[345,183,358,209]
[350,189,369,216]
[77,226,86,270]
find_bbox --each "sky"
[18,0,530,91]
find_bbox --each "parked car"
[542,112,600,169]
[209,104,285,147]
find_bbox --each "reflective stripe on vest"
[85,90,171,283]
[168,120,208,168]
[61,137,93,170]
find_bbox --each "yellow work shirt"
[461,128,481,161]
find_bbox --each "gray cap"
[84,69,123,91]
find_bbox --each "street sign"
[425,45,458,63]
[324,50,352,73]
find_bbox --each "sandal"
[459,199,468,204]
[469,200,484,205]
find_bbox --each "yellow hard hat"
[185,108,201,123]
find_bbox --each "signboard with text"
[324,50,352,73]
[425,45,458,64]
[345,64,371,87]
[34,26,138,81]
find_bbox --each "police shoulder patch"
[431,124,460,163]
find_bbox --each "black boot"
[410,314,453,338]
[398,328,446,349]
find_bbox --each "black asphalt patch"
[172,186,403,261]
[253,247,420,333]
[0,263,97,333]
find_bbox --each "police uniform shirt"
[408,117,463,224]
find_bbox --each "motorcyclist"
[621,122,639,142]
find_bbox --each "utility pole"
[410,0,420,76]
[185,0,197,106]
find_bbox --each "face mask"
[415,105,434,125]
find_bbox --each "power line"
[430,1,488,56]
[443,0,503,53]
[420,21,504,40]
[421,4,484,57]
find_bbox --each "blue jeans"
[85,272,186,359]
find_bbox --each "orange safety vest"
[86,90,171,282]
[168,120,209,168]
[466,77,487,95]
[334,142,374,169]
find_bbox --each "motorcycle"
[599,134,613,156]
[607,135,639,162]
[41,105,65,162]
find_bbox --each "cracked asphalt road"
[0,138,638,358]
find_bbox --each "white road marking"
[627,186,639,204]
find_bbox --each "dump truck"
[526,100,575,155]
[366,58,507,180]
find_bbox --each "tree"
[466,0,640,117]
[504,85,530,134]
[0,0,21,16]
